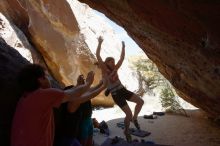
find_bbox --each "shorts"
[78,117,93,140]
[111,87,134,108]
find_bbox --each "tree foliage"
[130,57,187,115]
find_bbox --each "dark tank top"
[59,103,82,138]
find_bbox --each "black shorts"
[111,87,134,108]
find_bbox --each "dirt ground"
[93,109,220,146]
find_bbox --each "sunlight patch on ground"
[92,94,197,122]
[92,94,163,122]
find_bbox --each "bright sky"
[94,10,144,56]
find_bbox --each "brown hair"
[104,57,115,71]
[17,64,45,92]
[104,57,114,64]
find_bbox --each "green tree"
[130,57,187,115]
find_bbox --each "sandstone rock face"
[79,0,220,117]
[0,0,28,30]
[1,0,97,86]
[0,12,56,80]
[15,0,97,86]
[1,13,36,63]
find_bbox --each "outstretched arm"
[96,36,107,72]
[89,80,103,92]
[67,74,110,113]
[115,41,125,70]
[62,71,94,103]
[77,83,106,104]
[78,75,107,102]
[67,76,108,112]
[67,80,106,113]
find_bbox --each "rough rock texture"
[17,0,99,86]
[0,13,43,64]
[0,0,28,31]
[1,0,97,86]
[0,38,29,146]
[79,0,220,117]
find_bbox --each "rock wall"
[1,0,97,86]
[0,13,39,63]
[79,0,220,118]
[0,38,29,146]
[0,0,28,32]
[16,0,98,86]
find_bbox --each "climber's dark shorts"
[111,87,134,108]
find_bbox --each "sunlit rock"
[0,13,33,62]
[6,0,96,86]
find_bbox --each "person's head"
[77,74,85,85]
[18,64,51,92]
[104,57,115,70]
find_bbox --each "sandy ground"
[92,96,220,146]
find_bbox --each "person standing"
[95,37,144,142]
[11,64,95,146]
